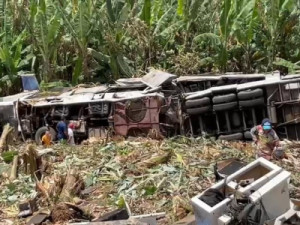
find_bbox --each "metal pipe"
[30,105,34,140]
[274,99,300,105]
[216,113,220,134]
[288,83,292,100]
[225,111,231,133]
[276,118,300,127]
[267,88,279,106]
[242,111,247,130]
[284,126,288,139]
[189,117,194,137]
[263,108,266,118]
[16,100,26,142]
[199,116,204,135]
[267,88,279,123]
[270,102,277,123]
[279,84,283,102]
[178,97,184,135]
[252,108,257,125]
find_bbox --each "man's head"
[261,118,272,133]
[45,130,51,137]
[69,123,75,130]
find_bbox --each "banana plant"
[258,0,297,70]
[140,0,151,26]
[0,33,28,94]
[231,0,259,72]
[56,0,94,84]
[103,0,135,79]
[19,0,63,83]
[0,0,32,95]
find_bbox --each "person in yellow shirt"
[41,131,52,147]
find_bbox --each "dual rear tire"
[185,97,211,115]
[35,126,57,144]
[238,88,264,108]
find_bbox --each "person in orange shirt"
[41,131,52,147]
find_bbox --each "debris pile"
[0,130,299,224]
[192,155,300,225]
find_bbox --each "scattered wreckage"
[192,157,300,225]
[1,127,300,225]
[1,70,300,143]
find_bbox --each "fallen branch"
[131,212,166,219]
[136,151,171,169]
[37,148,55,157]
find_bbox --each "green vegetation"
[0,0,299,95]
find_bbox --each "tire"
[244,131,252,140]
[213,102,238,111]
[218,132,243,141]
[35,126,57,144]
[239,97,264,108]
[186,106,211,115]
[212,93,236,104]
[238,89,263,100]
[185,97,210,108]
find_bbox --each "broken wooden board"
[93,209,129,222]
[37,148,56,157]
[26,213,49,225]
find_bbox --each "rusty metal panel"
[142,70,176,88]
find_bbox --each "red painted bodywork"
[113,97,161,136]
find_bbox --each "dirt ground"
[0,136,299,224]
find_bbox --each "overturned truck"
[9,71,179,143]
[1,70,300,143]
[181,72,300,141]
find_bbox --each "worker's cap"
[262,121,271,130]
[69,123,75,129]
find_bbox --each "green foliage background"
[0,0,299,95]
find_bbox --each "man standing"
[41,130,52,147]
[68,123,75,146]
[56,117,68,142]
[250,118,280,160]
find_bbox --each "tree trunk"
[43,58,51,84]
[9,155,18,181]
[0,124,14,153]
[24,144,39,178]
[59,169,85,202]
[82,50,90,82]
